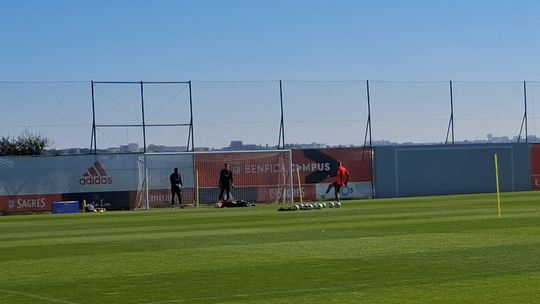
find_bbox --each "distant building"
[147,144,187,152]
[229,141,243,150]
[50,132,540,156]
[285,142,327,149]
[120,143,140,153]
[194,147,210,151]
[106,147,121,153]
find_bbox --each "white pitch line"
[0,288,79,304]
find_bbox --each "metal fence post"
[445,80,455,144]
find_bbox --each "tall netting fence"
[282,81,368,147]
[452,81,525,143]
[369,81,450,145]
[0,80,537,155]
[140,82,192,150]
[525,81,540,142]
[0,81,92,153]
[92,82,144,152]
[191,81,281,150]
[92,82,192,153]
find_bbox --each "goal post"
[135,152,195,209]
[136,150,294,209]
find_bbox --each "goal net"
[135,150,293,209]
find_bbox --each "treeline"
[0,131,50,156]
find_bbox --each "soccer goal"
[135,150,294,209]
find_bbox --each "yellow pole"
[494,153,501,218]
[296,167,303,205]
[195,170,200,209]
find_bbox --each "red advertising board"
[142,188,196,208]
[193,148,373,202]
[0,194,63,214]
[292,147,373,200]
[292,147,372,184]
[194,151,292,203]
[531,144,540,189]
[195,151,291,188]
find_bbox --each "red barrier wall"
[0,194,62,214]
[531,144,540,189]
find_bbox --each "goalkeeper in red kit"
[323,161,350,202]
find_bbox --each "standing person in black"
[170,168,183,207]
[218,163,234,201]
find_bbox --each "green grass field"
[1,192,540,304]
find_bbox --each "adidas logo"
[79,161,113,185]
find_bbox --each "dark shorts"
[332,182,343,191]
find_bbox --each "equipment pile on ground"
[278,202,341,211]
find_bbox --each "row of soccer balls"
[294,202,341,210]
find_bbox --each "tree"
[0,131,51,156]
[0,136,17,156]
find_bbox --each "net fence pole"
[278,80,285,149]
[366,80,375,198]
[140,81,147,153]
[518,81,528,143]
[445,80,455,144]
[451,80,455,144]
[144,153,150,210]
[91,80,97,153]
[366,80,372,147]
[524,81,528,142]
[188,80,194,151]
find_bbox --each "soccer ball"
[335,202,341,208]
[294,205,300,210]
[329,202,335,208]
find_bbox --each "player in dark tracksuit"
[218,163,234,201]
[170,168,183,207]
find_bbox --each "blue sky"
[2,0,540,81]
[2,0,540,149]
